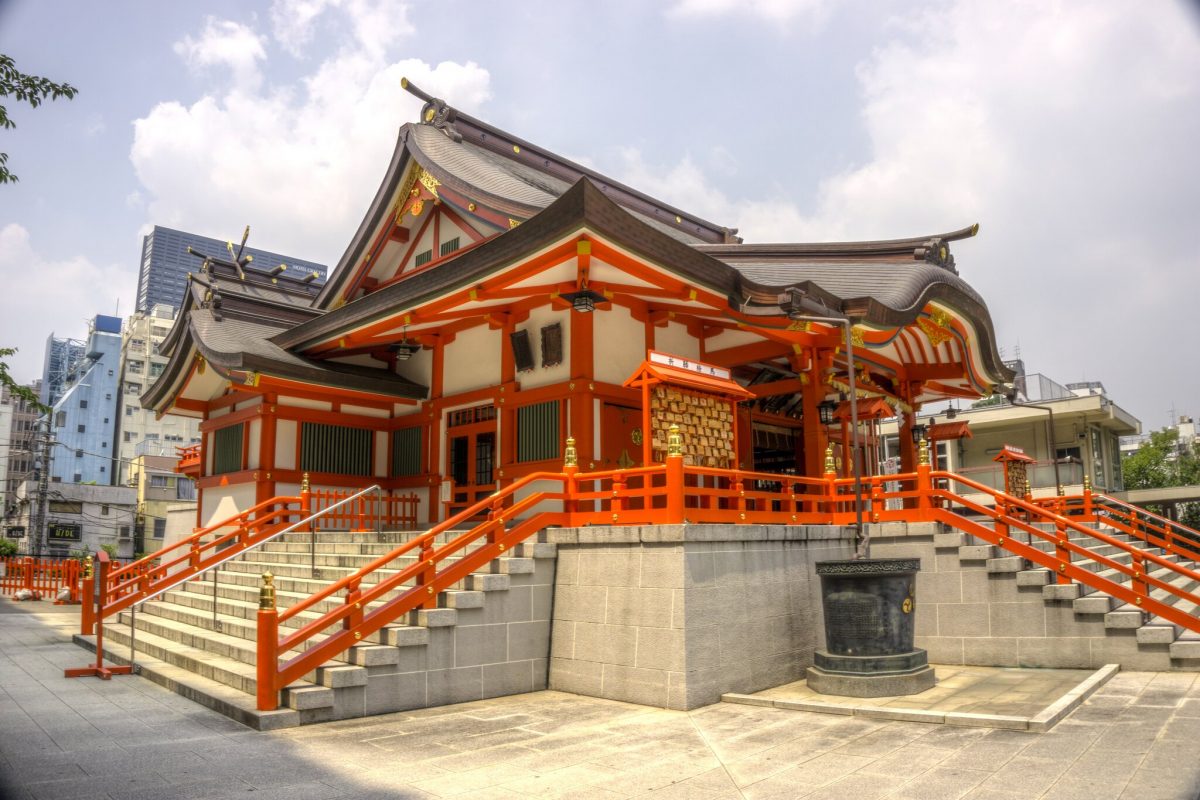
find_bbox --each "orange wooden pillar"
[569,296,595,470]
[801,360,827,478]
[256,396,278,507]
[426,338,445,522]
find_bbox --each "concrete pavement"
[1,602,1198,800]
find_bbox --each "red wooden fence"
[0,557,82,603]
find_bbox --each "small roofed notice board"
[624,351,755,467]
[993,444,1034,498]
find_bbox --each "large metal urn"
[807,558,936,697]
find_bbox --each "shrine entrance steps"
[72,528,556,730]
[867,520,1200,671]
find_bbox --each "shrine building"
[147,79,1013,529]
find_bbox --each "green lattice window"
[300,423,372,476]
[392,427,422,477]
[517,401,560,463]
[212,423,244,474]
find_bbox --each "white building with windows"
[113,304,201,480]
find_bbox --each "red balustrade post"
[563,436,580,526]
[662,425,685,524]
[256,572,280,711]
[80,557,95,632]
[23,556,34,597]
[417,538,437,610]
[915,438,933,518]
[869,480,883,524]
[1081,475,1093,522]
[612,473,626,522]
[300,472,312,517]
[1053,520,1071,585]
[822,445,838,523]
[344,580,363,631]
[733,475,747,521]
[1130,553,1148,603]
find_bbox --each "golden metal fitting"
[259,572,276,610]
[667,424,683,457]
[1057,484,1065,496]
[564,436,578,468]
[301,472,311,492]
[918,437,930,466]
[1083,475,1092,493]
[823,444,835,473]
[83,555,93,579]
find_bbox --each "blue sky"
[0,0,1198,430]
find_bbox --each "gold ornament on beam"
[563,436,578,468]
[918,437,931,466]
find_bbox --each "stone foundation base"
[806,648,936,697]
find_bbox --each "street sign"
[48,523,82,543]
[4,526,24,539]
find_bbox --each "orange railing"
[97,493,308,624]
[0,556,82,603]
[175,444,201,474]
[309,489,419,531]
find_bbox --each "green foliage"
[99,543,119,559]
[1122,428,1200,490]
[0,538,17,557]
[0,54,78,184]
[1122,427,1200,524]
[0,347,47,413]
[971,394,1007,409]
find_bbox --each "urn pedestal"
[807,558,936,697]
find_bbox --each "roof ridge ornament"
[402,77,462,143]
[914,223,976,274]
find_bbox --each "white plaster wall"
[594,305,646,385]
[343,404,390,419]
[393,346,432,389]
[201,483,258,528]
[279,397,332,411]
[443,325,501,396]
[704,328,760,352]
[516,305,571,390]
[276,420,298,470]
[655,321,700,362]
[247,418,262,469]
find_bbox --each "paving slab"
[1,602,1200,799]
[723,663,1119,731]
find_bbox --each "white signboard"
[648,351,730,381]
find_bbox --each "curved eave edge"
[278,178,740,353]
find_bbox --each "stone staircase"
[74,528,558,730]
[871,519,1200,670]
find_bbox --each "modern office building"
[47,315,123,485]
[3,380,42,515]
[113,304,201,473]
[136,225,328,313]
[40,334,86,407]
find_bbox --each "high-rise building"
[136,226,328,313]
[3,379,42,516]
[48,315,123,485]
[40,334,86,407]
[113,304,201,474]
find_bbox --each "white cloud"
[618,2,1200,423]
[174,17,268,92]
[270,0,414,58]
[667,0,829,24]
[132,4,489,267]
[0,225,135,382]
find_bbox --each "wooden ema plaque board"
[650,386,735,467]
[623,351,755,466]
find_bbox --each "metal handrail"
[118,484,384,671]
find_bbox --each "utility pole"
[29,420,54,558]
